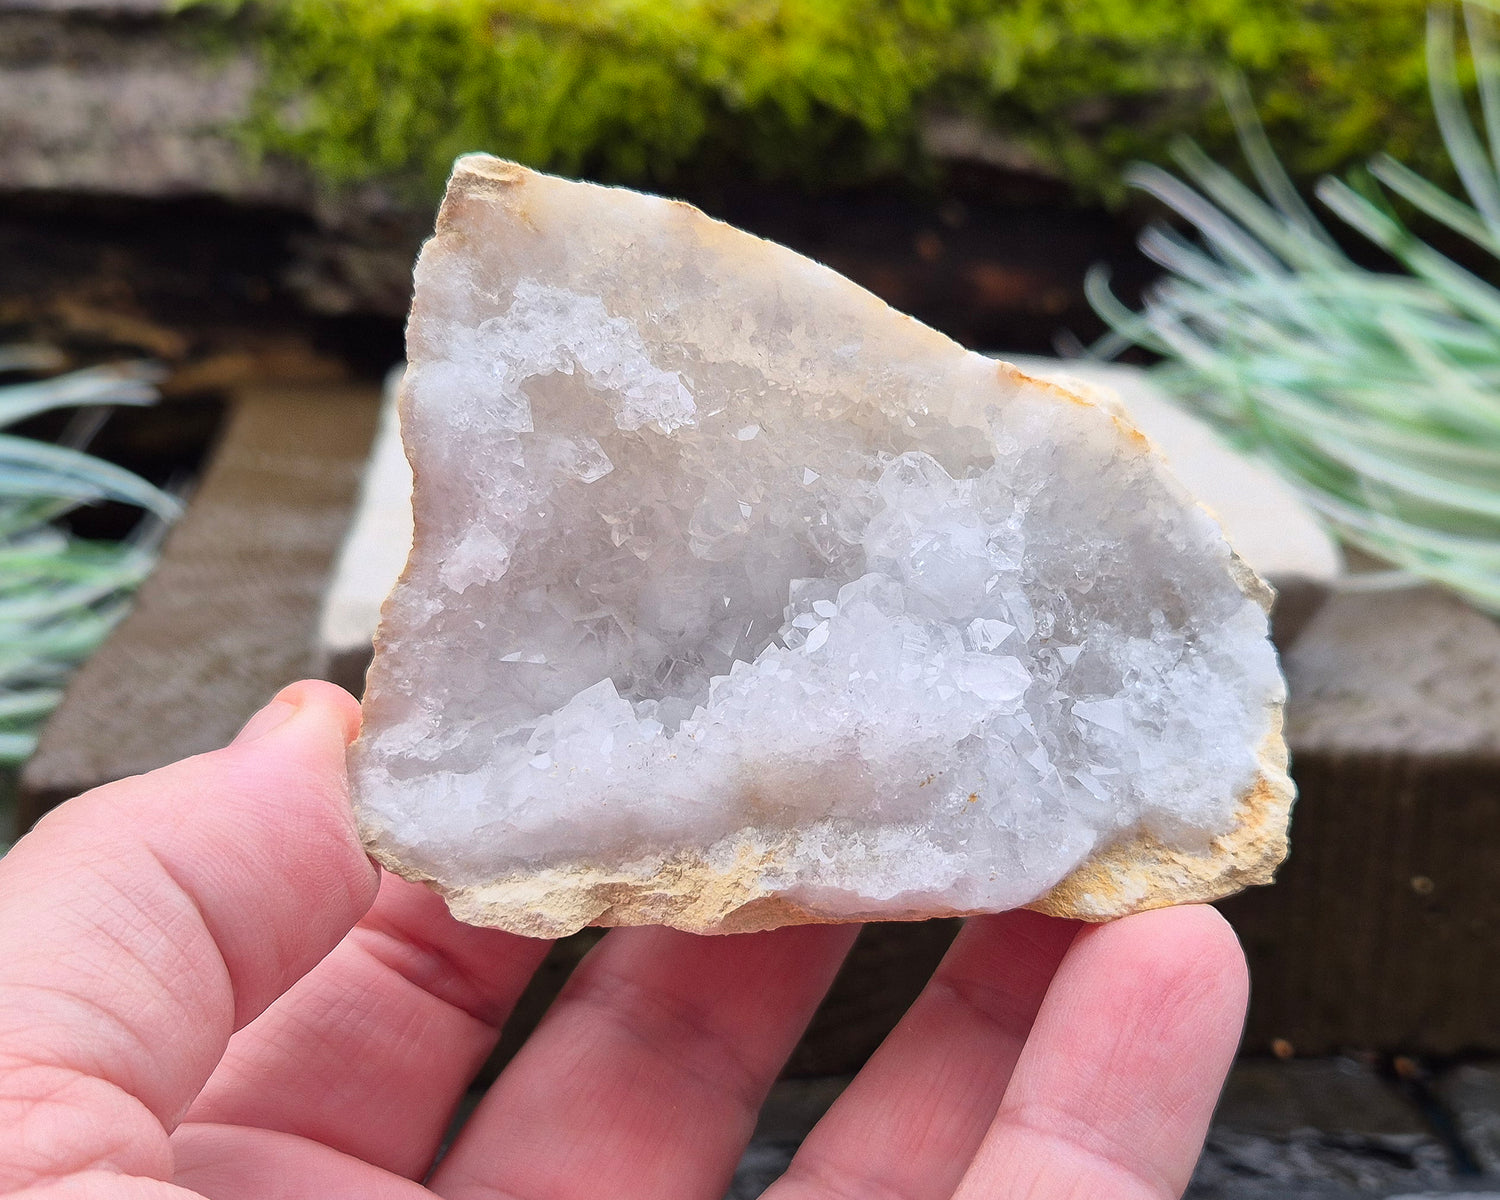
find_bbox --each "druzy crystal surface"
[350,156,1290,936]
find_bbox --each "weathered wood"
[16,383,380,827]
[1223,750,1500,1054]
[1221,587,1500,1055]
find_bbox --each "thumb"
[0,681,379,1189]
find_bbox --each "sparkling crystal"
[350,157,1292,937]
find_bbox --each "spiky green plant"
[0,356,180,766]
[1089,4,1500,612]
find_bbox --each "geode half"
[349,155,1293,937]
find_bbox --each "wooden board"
[1222,586,1500,1056]
[16,383,380,826]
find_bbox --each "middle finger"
[430,920,858,1200]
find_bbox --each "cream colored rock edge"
[351,155,1294,937]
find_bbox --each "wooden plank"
[16,383,380,827]
[1225,750,1500,1054]
[1221,586,1500,1055]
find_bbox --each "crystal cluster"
[350,156,1292,936]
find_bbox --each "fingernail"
[231,698,300,745]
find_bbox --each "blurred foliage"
[0,357,179,768]
[1091,8,1500,611]
[205,0,1442,203]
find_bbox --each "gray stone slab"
[749,1076,851,1144]
[727,1142,797,1200]
[0,9,304,203]
[722,1062,1487,1199]
[1213,1060,1431,1136]
[1186,1060,1457,1199]
[1191,1188,1500,1199]
[1284,588,1500,756]
[1386,1191,1500,1198]
[722,1077,846,1197]
[1386,1191,1500,1199]
[1188,1128,1457,1198]
[1441,1064,1500,1174]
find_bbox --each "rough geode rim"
[355,155,1295,937]
[361,718,1291,937]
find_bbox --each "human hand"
[0,680,1247,1199]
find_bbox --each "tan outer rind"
[359,155,1295,938]
[1024,717,1293,920]
[361,713,1291,937]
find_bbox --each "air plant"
[1089,4,1500,612]
[0,353,180,767]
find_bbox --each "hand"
[0,681,1247,1199]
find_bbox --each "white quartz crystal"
[350,156,1291,936]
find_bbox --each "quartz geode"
[350,155,1293,937]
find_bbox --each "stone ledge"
[1441,1065,1500,1176]
[722,1062,1500,1200]
[0,5,304,204]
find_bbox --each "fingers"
[0,681,378,1189]
[952,904,1248,1200]
[183,872,553,1179]
[766,910,1081,1200]
[13,1175,202,1200]
[172,1123,432,1200]
[429,921,860,1200]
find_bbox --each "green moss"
[982,0,1449,202]
[213,0,1446,203]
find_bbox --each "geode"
[349,155,1293,937]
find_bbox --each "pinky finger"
[953,905,1247,1200]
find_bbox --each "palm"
[0,684,1246,1199]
